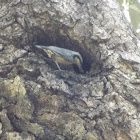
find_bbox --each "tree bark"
[0,0,140,140]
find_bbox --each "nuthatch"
[35,45,83,72]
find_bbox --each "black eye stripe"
[73,55,79,59]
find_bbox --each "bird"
[35,45,83,72]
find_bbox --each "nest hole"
[31,27,103,74]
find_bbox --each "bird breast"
[44,49,73,65]
[53,55,73,65]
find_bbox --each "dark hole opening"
[31,28,102,74]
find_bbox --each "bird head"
[73,55,83,72]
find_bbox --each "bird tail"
[35,45,47,49]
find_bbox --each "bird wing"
[47,46,74,62]
[47,46,83,64]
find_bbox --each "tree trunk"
[0,0,140,139]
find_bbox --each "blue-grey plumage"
[35,45,83,72]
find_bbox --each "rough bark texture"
[0,0,140,140]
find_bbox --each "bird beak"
[78,65,84,73]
